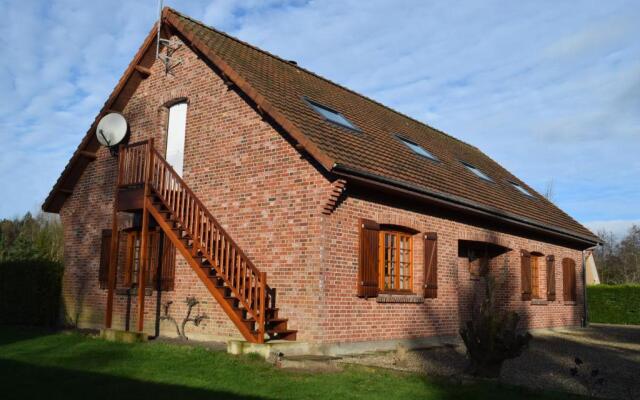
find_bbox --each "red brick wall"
[60,34,331,341]
[59,33,584,345]
[319,190,584,343]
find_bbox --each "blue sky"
[0,0,638,238]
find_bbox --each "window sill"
[564,301,577,306]
[376,293,424,304]
[531,299,548,306]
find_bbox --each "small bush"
[587,284,640,325]
[0,260,64,327]
[460,277,531,378]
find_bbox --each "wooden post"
[258,271,267,344]
[105,144,124,329]
[136,139,154,333]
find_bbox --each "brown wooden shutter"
[145,231,160,288]
[563,258,576,301]
[546,255,556,301]
[358,219,380,298]
[423,232,438,298]
[520,250,532,300]
[123,231,136,287]
[98,229,112,289]
[137,231,176,291]
[159,233,176,291]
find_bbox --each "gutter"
[332,163,599,248]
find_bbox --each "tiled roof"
[168,9,597,243]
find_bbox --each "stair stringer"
[146,197,259,342]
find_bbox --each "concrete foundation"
[101,328,148,343]
[227,334,461,359]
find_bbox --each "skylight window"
[461,162,493,182]
[397,136,438,161]
[306,99,359,131]
[510,181,534,197]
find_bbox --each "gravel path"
[339,324,640,399]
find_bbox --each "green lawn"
[588,284,640,325]
[0,327,580,400]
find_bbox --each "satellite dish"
[96,112,128,147]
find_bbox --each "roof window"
[397,136,438,161]
[461,162,493,182]
[306,99,360,131]
[510,181,534,197]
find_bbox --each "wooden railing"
[117,140,150,187]
[118,140,269,339]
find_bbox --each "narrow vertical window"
[530,253,543,299]
[379,230,413,292]
[166,102,188,177]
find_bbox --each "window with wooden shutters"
[122,229,176,291]
[546,255,556,301]
[98,229,112,289]
[424,232,438,298]
[520,250,532,300]
[379,230,413,292]
[530,253,542,299]
[563,258,577,302]
[358,219,380,298]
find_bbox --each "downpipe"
[582,246,597,327]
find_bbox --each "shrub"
[459,276,532,378]
[587,284,640,325]
[0,260,64,327]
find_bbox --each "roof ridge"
[164,7,478,151]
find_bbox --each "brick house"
[43,8,598,352]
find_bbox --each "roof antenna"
[155,0,163,60]
[156,0,182,74]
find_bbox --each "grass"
[588,284,640,325]
[0,326,581,400]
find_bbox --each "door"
[165,102,188,177]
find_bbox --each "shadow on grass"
[0,325,57,346]
[0,358,272,400]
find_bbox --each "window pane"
[166,102,188,177]
[384,233,396,289]
[380,232,412,291]
[462,162,493,182]
[511,182,534,197]
[399,137,438,161]
[309,101,359,130]
[531,256,540,298]
[384,233,395,289]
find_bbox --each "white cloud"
[0,0,639,226]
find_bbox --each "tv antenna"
[156,0,182,74]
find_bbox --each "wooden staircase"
[117,140,296,343]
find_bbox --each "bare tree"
[593,226,640,284]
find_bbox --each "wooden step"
[267,329,297,341]
[224,295,239,308]
[242,318,256,331]
[266,318,289,333]
[266,308,279,319]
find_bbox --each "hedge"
[587,284,640,325]
[0,260,64,327]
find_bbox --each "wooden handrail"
[118,140,150,187]
[119,140,269,339]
